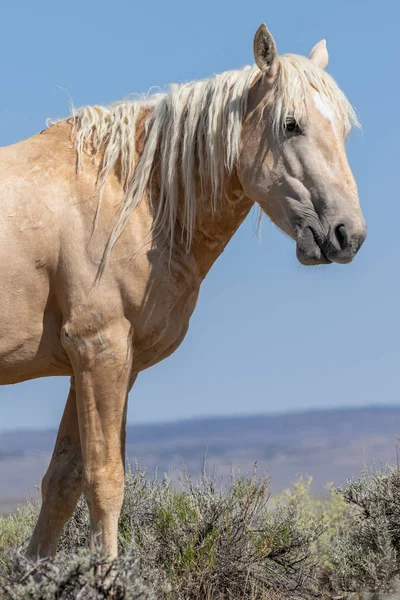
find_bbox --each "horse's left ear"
[253,24,278,75]
[309,39,329,69]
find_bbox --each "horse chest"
[131,285,200,371]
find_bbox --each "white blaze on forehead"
[312,92,336,132]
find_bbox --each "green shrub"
[326,466,400,597]
[3,465,400,599]
[0,466,323,600]
[0,499,39,578]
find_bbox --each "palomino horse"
[0,24,366,559]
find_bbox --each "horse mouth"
[296,227,332,266]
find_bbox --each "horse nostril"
[334,223,349,251]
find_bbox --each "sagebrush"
[1,464,400,599]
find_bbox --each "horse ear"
[253,24,278,74]
[309,39,329,69]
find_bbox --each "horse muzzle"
[296,220,366,266]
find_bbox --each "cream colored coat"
[0,25,366,559]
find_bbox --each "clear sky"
[0,0,398,431]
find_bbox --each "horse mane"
[60,55,359,274]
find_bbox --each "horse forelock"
[270,54,359,136]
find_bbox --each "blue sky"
[0,0,398,431]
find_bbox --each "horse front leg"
[27,377,83,558]
[61,317,133,559]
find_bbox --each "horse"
[0,24,366,559]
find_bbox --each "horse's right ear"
[253,24,278,75]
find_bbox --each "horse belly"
[0,237,69,383]
[0,289,70,384]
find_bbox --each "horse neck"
[134,105,254,279]
[188,173,253,279]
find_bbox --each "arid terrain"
[1,405,399,514]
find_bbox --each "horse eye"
[284,118,301,135]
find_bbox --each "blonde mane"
[64,55,359,273]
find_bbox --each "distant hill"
[1,405,399,513]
